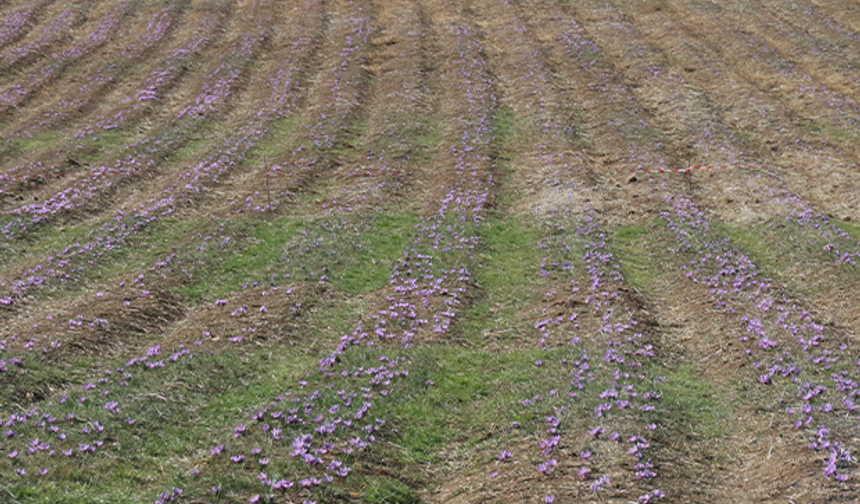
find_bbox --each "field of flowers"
[2,0,860,502]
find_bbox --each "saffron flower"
[273,479,293,491]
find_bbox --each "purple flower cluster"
[689,3,860,135]
[0,1,41,48]
[0,1,131,112]
[186,12,498,501]
[554,15,668,172]
[0,8,233,225]
[523,211,663,502]
[245,12,371,214]
[9,9,174,136]
[765,183,860,265]
[661,194,858,482]
[77,13,219,138]
[0,4,317,310]
[0,6,76,70]
[5,31,263,230]
[0,341,200,483]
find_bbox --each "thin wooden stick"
[265,155,271,212]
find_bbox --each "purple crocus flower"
[273,479,293,491]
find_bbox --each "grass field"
[2,0,860,503]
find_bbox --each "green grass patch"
[651,362,731,440]
[396,114,441,166]
[333,214,419,294]
[729,127,758,144]
[0,216,202,303]
[329,117,370,161]
[162,135,211,165]
[1,340,571,502]
[715,220,783,272]
[176,213,419,302]
[409,115,441,160]
[244,116,301,167]
[367,345,571,461]
[0,341,325,504]
[175,217,301,301]
[491,106,517,144]
[304,294,368,343]
[197,351,311,425]
[803,117,858,145]
[0,217,104,268]
[41,217,199,298]
[831,217,860,241]
[457,216,543,344]
[78,128,140,164]
[490,106,525,165]
[4,210,418,310]
[611,221,663,292]
[4,131,65,158]
[345,118,369,148]
[0,354,96,410]
[81,112,218,167]
[713,218,859,293]
[363,476,420,504]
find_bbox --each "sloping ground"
[1,0,860,503]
